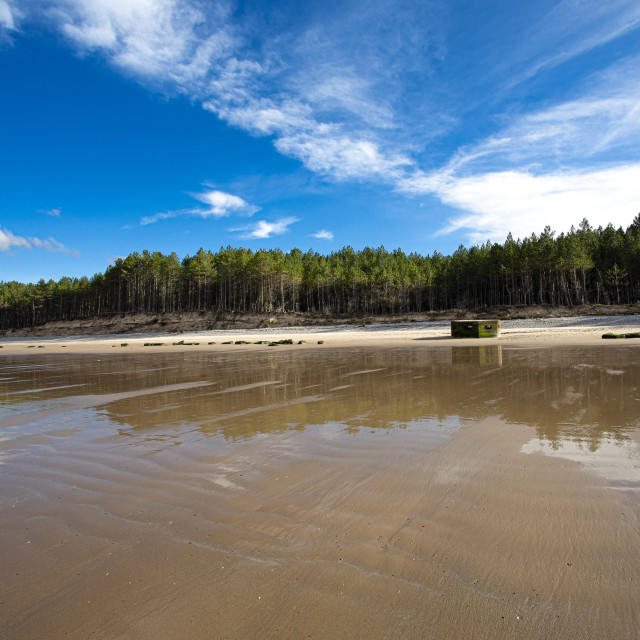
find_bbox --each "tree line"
[2,217,639,329]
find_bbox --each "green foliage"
[2,216,640,330]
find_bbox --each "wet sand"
[1,345,640,639]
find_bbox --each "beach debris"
[298,340,307,344]
[222,341,232,344]
[318,340,325,344]
[208,341,216,345]
[254,340,270,344]
[602,332,640,339]
[235,340,251,344]
[173,340,200,345]
[143,343,164,346]
[120,343,128,347]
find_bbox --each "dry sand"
[1,314,640,353]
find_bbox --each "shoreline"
[3,303,640,339]
[2,314,640,354]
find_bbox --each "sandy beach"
[2,314,640,353]
[2,317,640,639]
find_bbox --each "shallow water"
[1,345,639,639]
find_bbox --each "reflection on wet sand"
[451,344,503,366]
[1,345,640,639]
[522,435,640,487]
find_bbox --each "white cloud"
[276,133,410,180]
[230,217,299,239]
[0,0,21,31]
[191,189,259,217]
[0,226,79,256]
[0,1,14,29]
[206,89,411,181]
[12,0,640,230]
[311,229,333,240]
[0,226,31,252]
[208,96,314,137]
[54,0,233,87]
[398,55,640,244]
[36,0,417,183]
[431,165,640,244]
[140,188,259,225]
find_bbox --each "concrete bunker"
[451,319,501,338]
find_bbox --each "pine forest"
[2,217,640,330]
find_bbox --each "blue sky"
[1,0,639,284]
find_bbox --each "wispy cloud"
[503,0,640,90]
[38,207,62,217]
[30,235,80,256]
[399,55,640,243]
[0,226,79,256]
[430,64,640,178]
[140,188,259,225]
[13,1,640,245]
[0,226,31,252]
[54,0,234,88]
[30,0,424,183]
[275,134,410,181]
[25,0,640,190]
[230,217,299,239]
[311,229,333,240]
[0,0,18,30]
